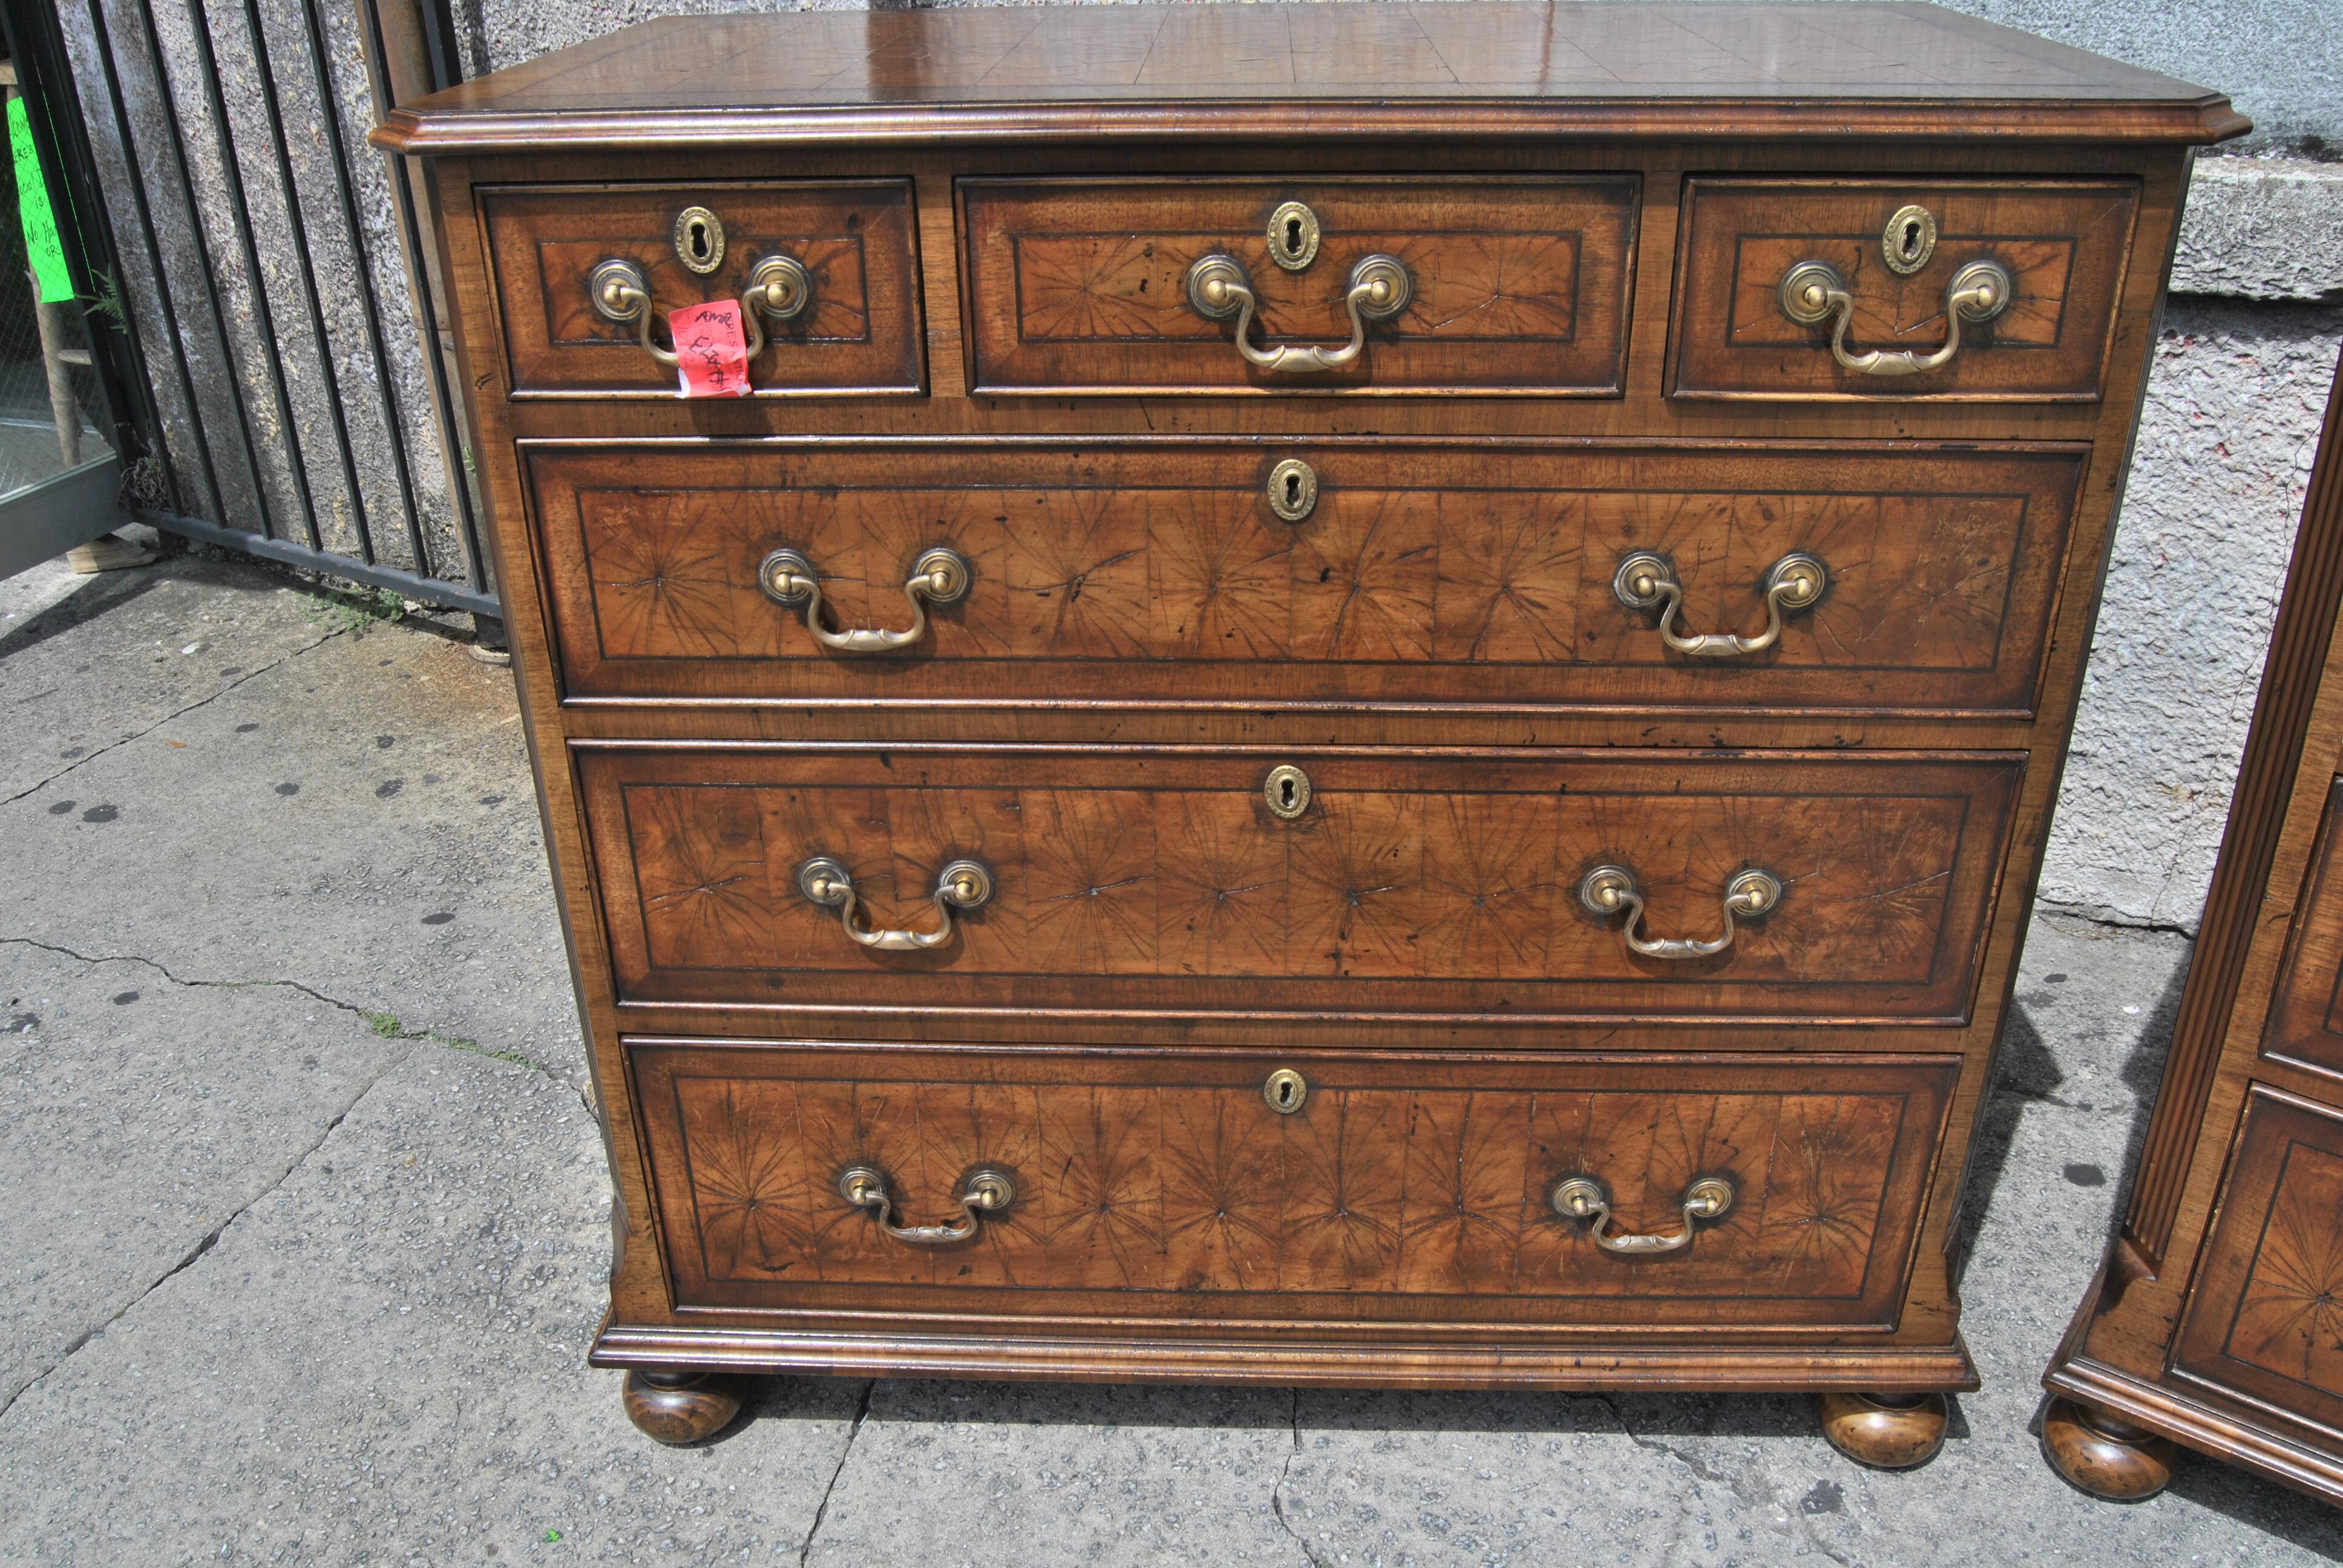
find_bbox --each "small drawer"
[526,439,2084,715]
[577,745,2024,1024]
[2175,1086,2343,1425]
[479,180,924,397]
[629,1039,1959,1330]
[2260,779,2343,1080]
[960,176,1637,394]
[1670,178,2138,401]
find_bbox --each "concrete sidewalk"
[1,552,2337,1567]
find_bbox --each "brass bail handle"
[1612,551,1826,658]
[796,855,994,952]
[1185,250,1411,374]
[1552,1175,1736,1256]
[1777,255,2014,378]
[588,252,813,371]
[758,545,972,653]
[1578,864,1781,960]
[837,1164,1016,1246]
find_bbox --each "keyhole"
[1285,216,1305,256]
[689,220,710,262]
[1283,472,1303,508]
[1901,220,1922,260]
[1276,1079,1296,1108]
[1279,777,1297,809]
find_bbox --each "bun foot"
[622,1368,747,1445]
[2041,1397,2176,1501]
[1817,1390,1949,1469]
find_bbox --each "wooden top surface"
[375,2,2245,152]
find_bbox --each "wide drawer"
[526,440,2085,714]
[960,177,1637,394]
[578,745,2025,1024]
[1671,178,2138,401]
[2174,1086,2343,1427]
[479,180,924,397]
[629,1040,1959,1331]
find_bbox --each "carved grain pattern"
[1156,791,1288,977]
[1395,1090,1535,1295]
[1674,178,2138,399]
[1548,789,1964,985]
[1149,489,1292,658]
[536,446,2081,713]
[1292,489,1438,662]
[629,785,776,970]
[2224,1142,2343,1393]
[2258,785,2343,1077]
[966,178,1636,393]
[580,491,739,658]
[1286,794,1424,976]
[605,762,1996,1003]
[1417,794,1562,980]
[1281,1088,1406,1292]
[1022,789,1158,973]
[2178,1094,2343,1420]
[1748,1096,1906,1295]
[481,181,921,396]
[1161,1091,1284,1292]
[664,1071,1917,1302]
[1429,491,1584,664]
[1011,227,1588,345]
[1004,489,1153,658]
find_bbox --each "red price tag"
[668,299,752,398]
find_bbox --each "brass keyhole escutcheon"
[1263,763,1312,820]
[1266,458,1318,523]
[673,206,726,275]
[1263,1068,1309,1115]
[1267,200,1321,271]
[1882,204,1936,275]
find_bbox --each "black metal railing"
[41,0,493,618]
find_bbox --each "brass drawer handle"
[1578,864,1780,960]
[838,1164,1015,1246]
[1552,1175,1735,1256]
[1777,257,2012,378]
[588,252,812,371]
[758,545,971,653]
[796,855,992,952]
[1185,251,1411,375]
[1613,550,1826,658]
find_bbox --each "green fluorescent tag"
[9,96,73,304]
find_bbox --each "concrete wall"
[79,0,2343,930]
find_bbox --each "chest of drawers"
[2042,351,2343,1504]
[376,2,2243,1459]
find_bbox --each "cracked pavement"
[3,551,2341,1565]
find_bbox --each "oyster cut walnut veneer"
[373,2,2243,1454]
[2043,350,2343,1504]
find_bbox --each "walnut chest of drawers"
[376,1,2244,1457]
[2042,351,2343,1503]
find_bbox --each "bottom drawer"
[2175,1085,2343,1425]
[630,1042,1958,1335]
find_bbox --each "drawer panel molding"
[482,180,925,397]
[579,746,2025,1023]
[962,177,1637,394]
[1671,178,2138,401]
[629,1041,1960,1330]
[527,441,2085,714]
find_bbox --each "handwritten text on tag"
[669,300,752,398]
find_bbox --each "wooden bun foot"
[2041,1397,2177,1501]
[622,1368,747,1445]
[1817,1390,1949,1469]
